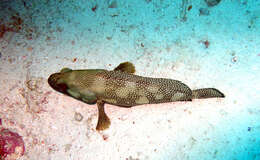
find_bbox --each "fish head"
[48,68,106,97]
[48,72,69,94]
[48,68,73,94]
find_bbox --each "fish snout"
[48,73,68,94]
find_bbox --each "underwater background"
[0,0,259,159]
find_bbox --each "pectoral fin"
[67,88,81,99]
[67,88,97,104]
[96,100,111,131]
[81,90,97,104]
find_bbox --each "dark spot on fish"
[248,127,251,132]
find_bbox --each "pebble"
[232,56,237,63]
[74,112,83,122]
[199,8,210,16]
[204,0,221,7]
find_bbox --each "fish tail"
[192,88,225,99]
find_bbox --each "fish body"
[48,62,225,130]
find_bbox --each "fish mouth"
[48,73,68,93]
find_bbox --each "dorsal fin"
[60,68,72,73]
[114,62,135,74]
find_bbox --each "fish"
[48,62,225,131]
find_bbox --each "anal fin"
[96,100,111,131]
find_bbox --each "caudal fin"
[192,88,225,99]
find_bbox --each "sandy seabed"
[0,0,260,160]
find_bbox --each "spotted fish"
[48,62,225,130]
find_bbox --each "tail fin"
[192,88,225,99]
